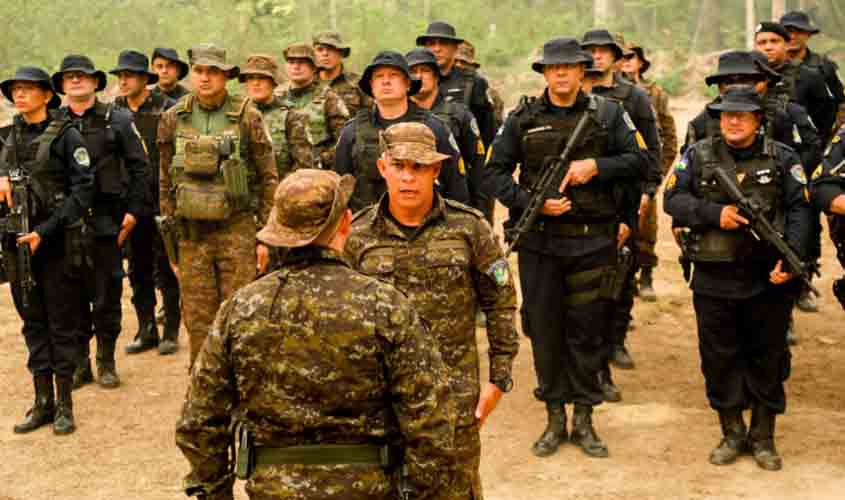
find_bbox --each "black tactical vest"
[518,94,616,223]
[689,136,783,262]
[67,100,124,203]
[116,94,167,208]
[431,100,463,144]
[769,61,799,115]
[441,67,475,106]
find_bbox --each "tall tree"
[691,0,722,53]
[771,0,786,20]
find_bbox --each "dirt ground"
[2,98,845,500]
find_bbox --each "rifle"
[504,110,591,257]
[712,166,819,296]
[0,168,36,309]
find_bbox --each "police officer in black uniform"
[665,87,811,471]
[811,125,845,307]
[0,67,95,435]
[150,47,190,102]
[416,22,498,147]
[485,38,644,459]
[110,50,180,356]
[406,48,491,220]
[51,55,149,389]
[333,51,468,213]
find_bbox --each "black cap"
[707,85,764,113]
[51,55,107,94]
[705,51,768,86]
[532,38,593,73]
[416,21,464,46]
[749,51,783,82]
[1,67,61,109]
[580,29,623,60]
[405,48,440,77]
[780,11,820,34]
[151,47,189,80]
[755,22,791,42]
[359,51,422,98]
[109,50,158,84]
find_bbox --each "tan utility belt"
[254,444,396,467]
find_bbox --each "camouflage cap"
[257,169,355,248]
[456,42,480,68]
[283,43,317,66]
[627,43,651,74]
[312,31,351,58]
[188,43,239,79]
[238,54,280,85]
[379,122,450,165]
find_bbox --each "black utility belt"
[531,220,616,238]
[253,444,396,467]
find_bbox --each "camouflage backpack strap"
[227,94,250,160]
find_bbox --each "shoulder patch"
[622,111,637,132]
[476,140,486,156]
[790,164,808,185]
[469,117,481,138]
[834,134,842,144]
[635,131,647,150]
[666,172,677,190]
[812,164,822,181]
[487,259,511,288]
[674,155,688,171]
[73,147,91,168]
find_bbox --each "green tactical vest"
[266,85,332,178]
[689,136,783,262]
[170,94,251,221]
[518,94,616,223]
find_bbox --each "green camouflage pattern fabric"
[176,247,457,500]
[345,195,519,500]
[319,68,372,117]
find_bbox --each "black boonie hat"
[755,22,791,42]
[707,85,763,113]
[532,38,593,74]
[1,67,61,109]
[109,50,159,84]
[359,51,422,98]
[749,51,783,82]
[705,51,767,86]
[780,11,820,34]
[581,29,623,60]
[151,47,189,80]
[405,48,440,77]
[416,21,464,46]
[51,55,107,94]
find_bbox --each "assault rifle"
[0,168,36,308]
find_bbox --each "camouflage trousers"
[637,197,659,269]
[454,422,483,500]
[178,214,257,366]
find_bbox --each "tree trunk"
[772,0,786,20]
[691,0,721,53]
[594,0,610,26]
[329,0,337,30]
[746,0,755,50]
[423,0,432,21]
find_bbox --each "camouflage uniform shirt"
[176,246,456,500]
[345,195,519,427]
[319,67,372,117]
[638,79,678,175]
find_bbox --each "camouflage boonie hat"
[283,43,317,66]
[312,31,351,58]
[238,54,280,85]
[456,42,480,68]
[188,43,239,79]
[257,169,355,248]
[379,122,450,165]
[615,33,634,57]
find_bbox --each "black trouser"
[607,242,639,352]
[77,235,124,358]
[693,287,793,414]
[5,246,79,378]
[127,215,156,317]
[518,245,615,406]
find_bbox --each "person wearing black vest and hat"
[780,11,845,131]
[581,28,661,399]
[810,124,845,308]
[333,50,468,213]
[150,47,190,102]
[416,21,497,148]
[665,86,811,471]
[110,50,180,356]
[485,37,645,459]
[406,48,490,220]
[52,54,149,390]
[755,22,836,146]
[0,67,95,435]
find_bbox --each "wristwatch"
[492,377,513,393]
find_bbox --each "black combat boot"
[796,282,818,313]
[72,356,94,390]
[96,336,121,389]
[125,312,160,354]
[531,403,567,457]
[598,367,622,402]
[748,404,782,471]
[53,376,75,435]
[13,375,55,434]
[570,404,609,458]
[638,267,657,302]
[709,408,747,465]
[610,344,635,370]
[158,288,181,355]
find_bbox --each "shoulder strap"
[462,69,475,103]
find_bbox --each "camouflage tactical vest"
[689,136,782,262]
[518,94,616,223]
[170,94,251,221]
[268,85,332,178]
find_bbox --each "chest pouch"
[183,136,222,177]
[175,181,232,221]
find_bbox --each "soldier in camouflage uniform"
[158,44,278,367]
[622,42,679,301]
[345,122,519,499]
[274,43,349,173]
[176,168,456,500]
[313,31,372,116]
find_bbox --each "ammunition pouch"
[64,220,88,276]
[600,245,635,300]
[687,229,753,263]
[183,136,222,178]
[222,159,250,207]
[155,216,180,265]
[174,182,232,221]
[254,444,396,468]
